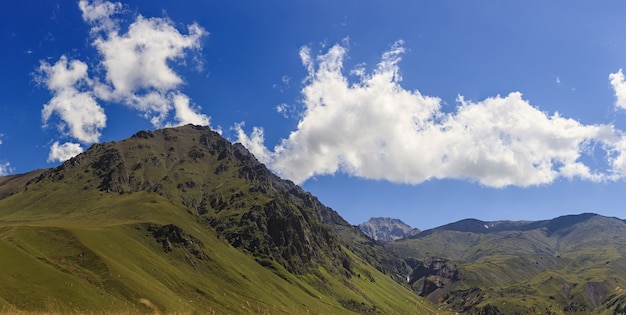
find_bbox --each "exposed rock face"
[148,224,207,260]
[405,257,459,297]
[359,217,420,241]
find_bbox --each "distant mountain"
[386,213,626,314]
[0,125,434,314]
[414,212,599,237]
[358,217,420,241]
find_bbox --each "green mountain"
[385,213,626,314]
[0,125,437,314]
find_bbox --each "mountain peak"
[359,217,420,241]
[33,125,348,272]
[16,124,412,279]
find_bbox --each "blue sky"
[3,1,626,229]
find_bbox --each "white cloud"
[0,134,9,176]
[93,17,204,95]
[47,141,83,162]
[609,69,626,110]
[605,136,626,179]
[233,122,272,165]
[37,56,106,144]
[237,41,625,187]
[282,75,291,85]
[0,162,10,176]
[276,103,289,118]
[169,93,210,126]
[38,55,90,91]
[273,75,292,93]
[275,103,300,119]
[85,2,208,127]
[78,0,121,33]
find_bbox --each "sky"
[3,1,626,230]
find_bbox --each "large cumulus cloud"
[237,40,625,187]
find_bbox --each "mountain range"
[370,213,626,314]
[1,124,625,314]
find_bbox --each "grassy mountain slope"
[0,125,436,314]
[0,169,45,199]
[387,214,626,314]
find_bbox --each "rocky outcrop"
[406,257,459,297]
[148,224,208,261]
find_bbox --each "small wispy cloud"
[0,162,10,176]
[276,103,289,118]
[275,102,300,119]
[609,69,626,110]
[233,122,272,164]
[167,94,210,127]
[0,134,11,176]
[273,75,291,93]
[237,40,626,188]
